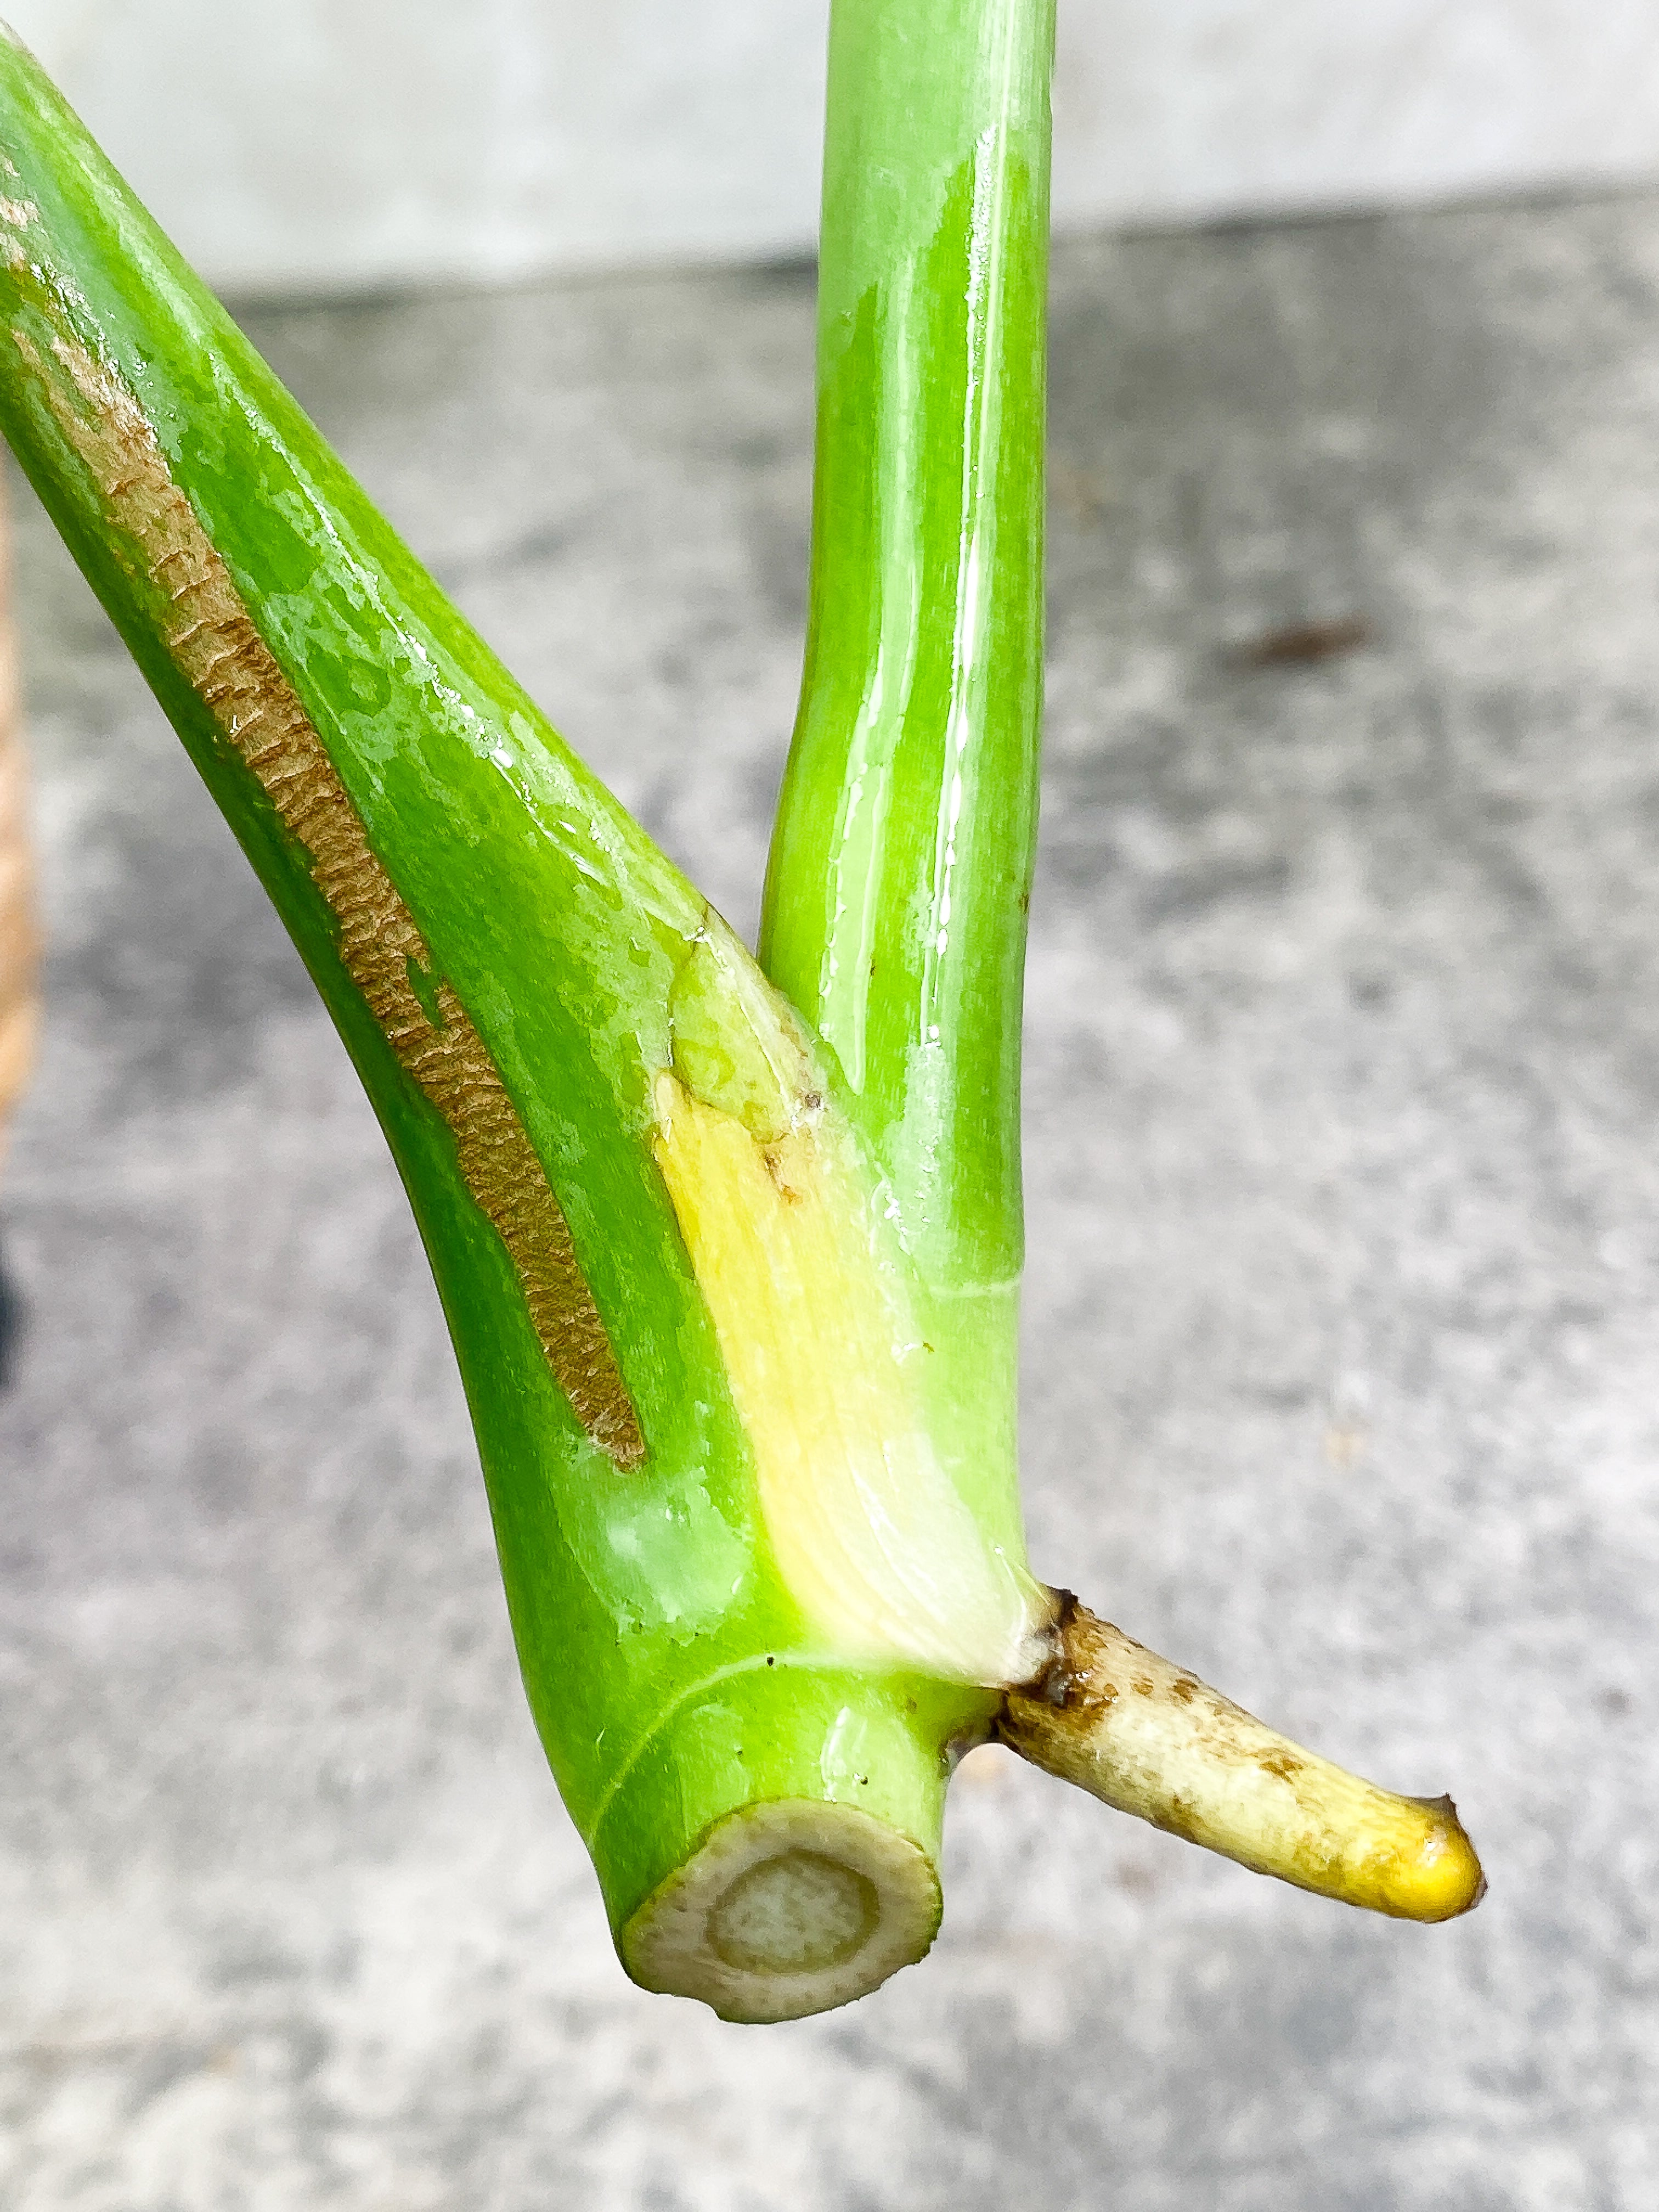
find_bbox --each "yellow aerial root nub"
[999,1600,1486,1922]
[652,1054,1049,1686]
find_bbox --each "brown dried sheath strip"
[20,326,645,1467]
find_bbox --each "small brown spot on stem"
[761,1146,803,1202]
[1257,1750,1307,1781]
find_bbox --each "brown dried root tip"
[997,1598,1485,1923]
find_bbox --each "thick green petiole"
[0,0,1481,2025]
[765,0,1051,1276]
[0,22,1049,2022]
[763,0,1053,1572]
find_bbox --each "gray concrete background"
[5,1,1659,294]
[3,191,1659,2204]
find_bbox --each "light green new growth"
[0,0,1483,2024]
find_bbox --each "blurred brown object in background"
[1234,613,1373,668]
[0,468,37,1170]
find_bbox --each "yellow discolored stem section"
[653,1061,1048,1684]
[998,1599,1485,1923]
[652,919,1050,1686]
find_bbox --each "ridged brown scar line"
[30,325,644,1467]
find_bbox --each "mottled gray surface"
[4,197,1658,2207]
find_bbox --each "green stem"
[0,17,1053,2021]
[0,3,1477,2016]
[763,0,1052,1282]
[762,0,1054,1570]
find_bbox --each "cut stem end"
[620,1799,941,2023]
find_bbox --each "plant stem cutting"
[0,0,1482,2023]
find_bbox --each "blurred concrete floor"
[4,194,1659,2209]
